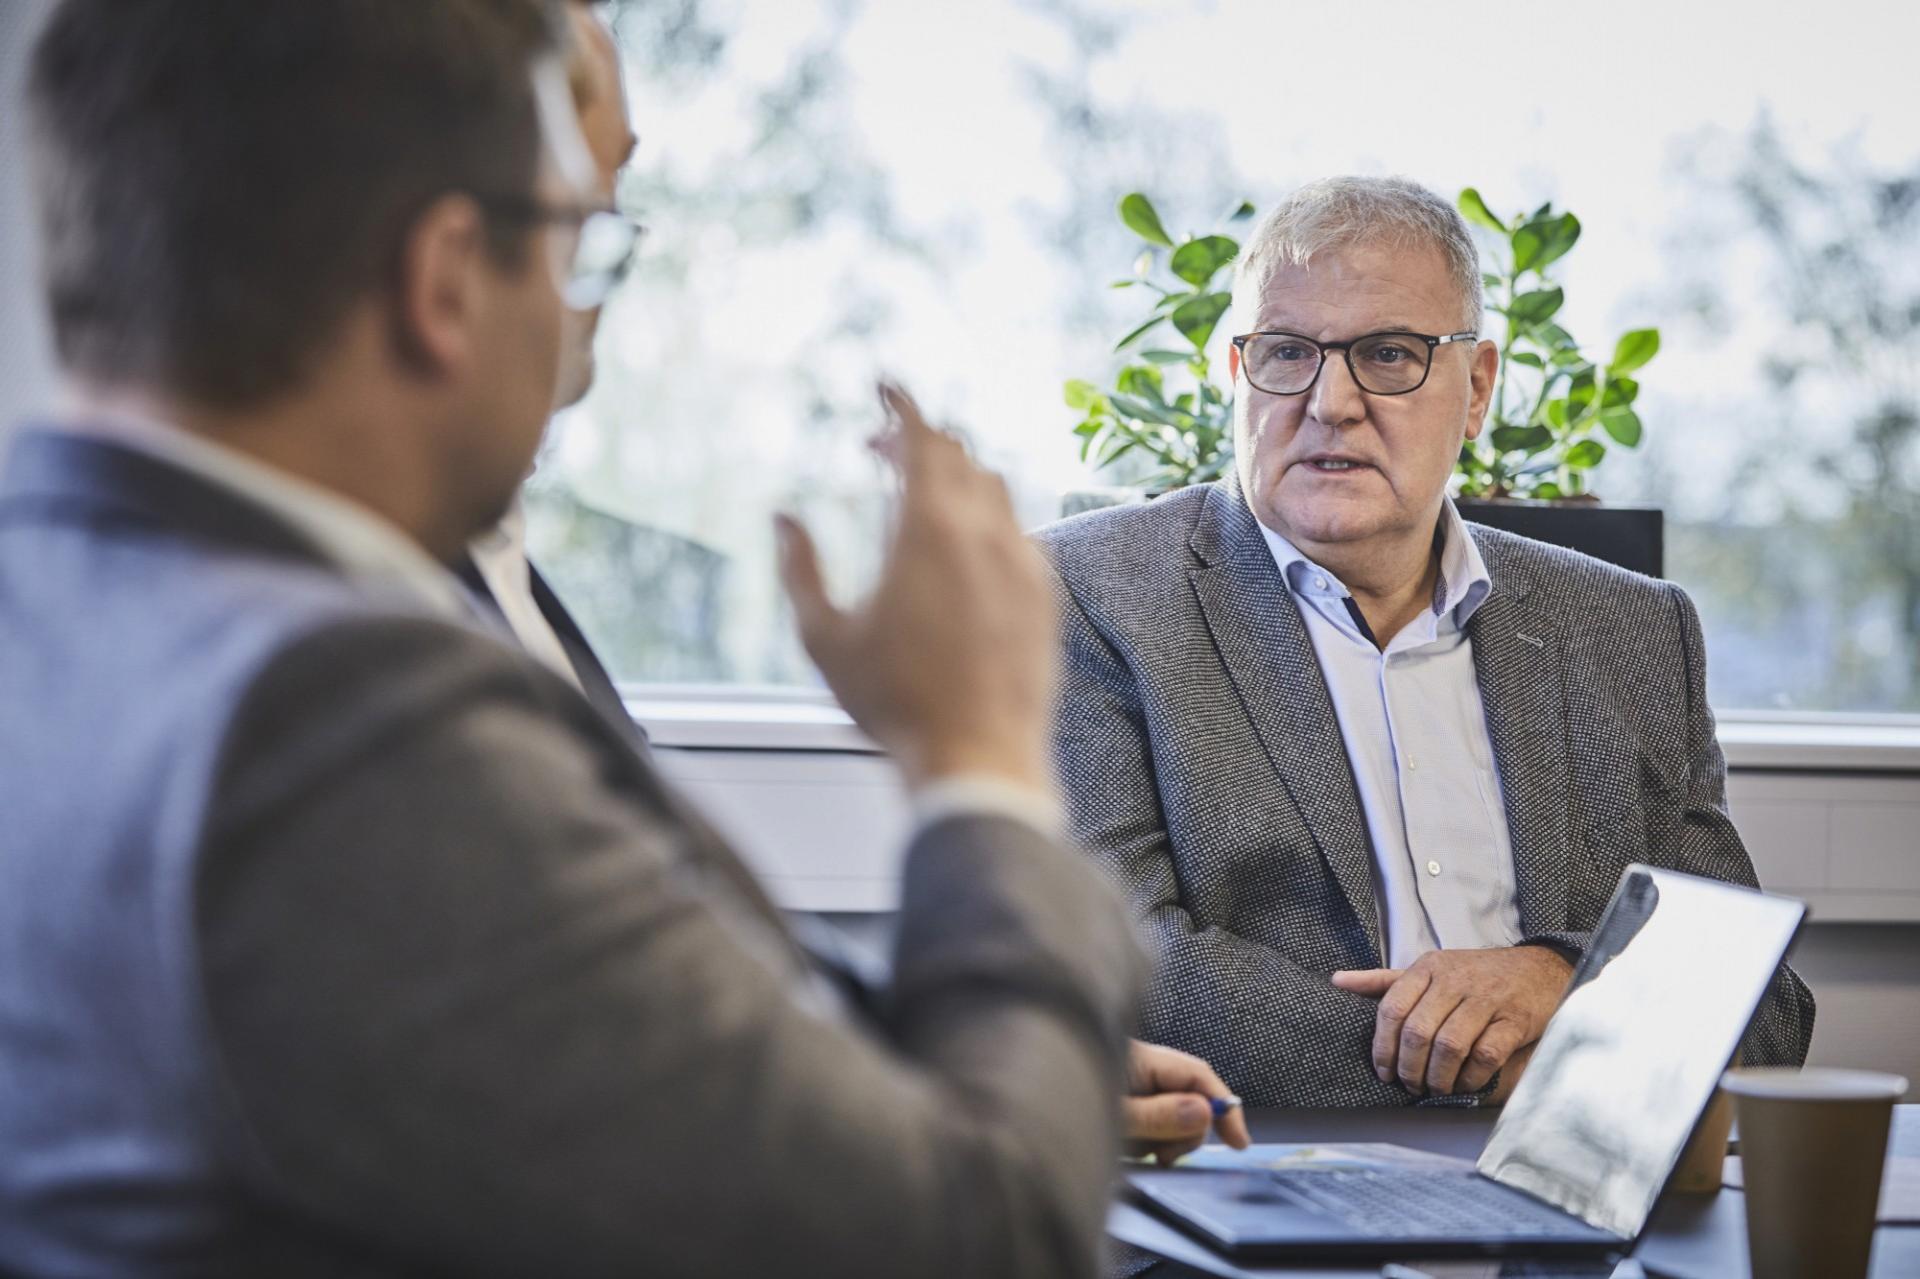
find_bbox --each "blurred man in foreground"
[0,2,1145,1272]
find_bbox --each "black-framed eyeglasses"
[478,195,647,312]
[1230,329,1478,397]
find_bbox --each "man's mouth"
[1299,453,1374,474]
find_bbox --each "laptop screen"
[1475,865,1805,1239]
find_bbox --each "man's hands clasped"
[1332,945,1574,1099]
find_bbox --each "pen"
[1209,1094,1243,1119]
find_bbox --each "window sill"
[627,688,1920,773]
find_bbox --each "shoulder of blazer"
[1033,482,1216,599]
[1464,519,1682,632]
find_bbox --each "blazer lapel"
[1464,532,1575,937]
[527,563,651,757]
[1187,478,1382,965]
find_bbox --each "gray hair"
[1232,176,1484,334]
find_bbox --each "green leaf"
[1227,200,1257,221]
[1538,323,1576,351]
[1108,392,1184,427]
[1139,348,1192,365]
[1567,369,1598,417]
[1545,399,1569,429]
[1610,328,1661,376]
[1564,439,1607,469]
[1508,351,1546,370]
[1549,347,1588,367]
[1119,193,1175,248]
[1599,406,1644,447]
[1116,364,1166,402]
[1154,290,1192,313]
[1513,212,1580,273]
[1170,291,1233,351]
[1170,235,1240,286]
[1600,375,1640,409]
[1508,286,1565,327]
[1114,314,1167,352]
[1458,188,1506,233]
[1063,378,1100,411]
[1533,480,1564,499]
[1482,272,1504,291]
[1072,415,1102,438]
[1109,279,1137,289]
[1491,424,1552,452]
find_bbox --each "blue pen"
[1209,1094,1244,1119]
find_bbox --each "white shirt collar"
[1255,498,1492,631]
[73,415,472,620]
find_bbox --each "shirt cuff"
[910,774,1064,841]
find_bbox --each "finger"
[1455,1018,1529,1095]
[1123,1093,1214,1145]
[773,513,841,655]
[879,380,951,488]
[1425,999,1497,1096]
[1396,982,1467,1096]
[1331,968,1403,997]
[1154,1138,1205,1168]
[1371,968,1430,1085]
[1215,1103,1251,1150]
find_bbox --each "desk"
[1110,1105,1920,1278]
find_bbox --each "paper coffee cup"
[1722,1067,1909,1279]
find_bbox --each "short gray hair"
[1232,176,1484,334]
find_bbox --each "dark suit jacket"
[1037,476,1813,1109]
[453,548,649,757]
[0,425,1143,1277]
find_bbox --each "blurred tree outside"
[1652,117,1920,711]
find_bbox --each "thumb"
[774,513,842,657]
[1330,968,1402,997]
[1123,1092,1213,1144]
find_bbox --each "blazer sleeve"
[193,616,1145,1279]
[1050,573,1467,1108]
[1523,584,1815,1067]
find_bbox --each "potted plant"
[1451,188,1666,576]
[1059,193,1249,514]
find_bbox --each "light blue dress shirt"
[1257,502,1523,968]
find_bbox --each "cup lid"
[1722,1067,1910,1101]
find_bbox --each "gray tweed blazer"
[1038,474,1814,1108]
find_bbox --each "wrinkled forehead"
[1246,237,1466,336]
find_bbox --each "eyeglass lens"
[562,211,641,311]
[1240,333,1434,396]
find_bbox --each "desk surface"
[1110,1104,1920,1279]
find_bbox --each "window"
[528,0,1920,713]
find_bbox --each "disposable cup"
[1722,1067,1908,1279]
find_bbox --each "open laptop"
[1127,864,1807,1262]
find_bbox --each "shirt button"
[1427,860,1442,877]
[1314,577,1328,591]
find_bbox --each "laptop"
[1126,864,1807,1262]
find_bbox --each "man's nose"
[1306,348,1367,430]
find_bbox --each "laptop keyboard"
[1265,1169,1599,1239]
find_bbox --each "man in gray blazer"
[1040,176,1813,1110]
[0,3,1148,1274]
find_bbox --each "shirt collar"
[70,414,472,620]
[1255,498,1492,631]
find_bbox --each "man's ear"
[391,193,489,379]
[1227,342,1241,384]
[1464,337,1499,442]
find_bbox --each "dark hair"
[27,0,562,407]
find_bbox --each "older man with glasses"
[1039,175,1814,1111]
